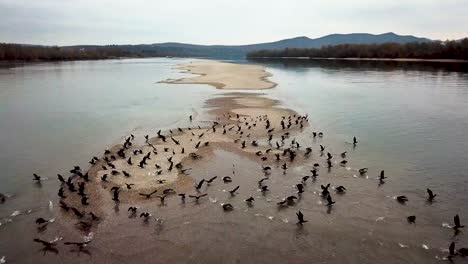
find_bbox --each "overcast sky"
[1,0,467,45]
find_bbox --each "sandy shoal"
[160,60,277,89]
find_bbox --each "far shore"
[249,57,468,63]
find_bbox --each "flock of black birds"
[2,112,465,259]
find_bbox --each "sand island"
[160,60,277,89]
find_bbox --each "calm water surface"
[1,58,467,263]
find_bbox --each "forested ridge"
[247,39,468,60]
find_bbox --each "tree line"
[247,39,468,60]
[0,43,129,61]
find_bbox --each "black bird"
[195,179,205,190]
[320,145,325,151]
[321,184,331,196]
[454,214,464,229]
[33,238,58,251]
[296,183,304,193]
[178,193,186,201]
[81,196,89,206]
[111,187,120,202]
[396,196,408,203]
[335,186,346,193]
[101,174,108,182]
[35,218,49,225]
[340,151,347,158]
[33,173,42,181]
[327,160,332,168]
[127,157,132,165]
[340,160,347,166]
[379,170,386,180]
[89,212,100,221]
[60,201,70,211]
[205,176,217,184]
[449,242,456,257]
[222,176,232,183]
[258,178,269,185]
[111,170,120,176]
[260,185,269,192]
[222,203,234,211]
[359,168,368,175]
[327,152,333,160]
[156,195,167,204]
[171,137,180,145]
[353,136,358,145]
[296,211,307,225]
[426,188,437,201]
[302,176,310,182]
[407,215,416,224]
[189,193,207,201]
[78,182,86,196]
[71,207,85,218]
[67,182,76,192]
[311,169,318,177]
[139,190,158,199]
[245,197,255,203]
[128,207,137,214]
[140,212,150,220]
[281,163,287,170]
[58,187,66,198]
[229,186,240,195]
[326,195,335,206]
[123,171,131,177]
[305,147,312,155]
[57,174,66,183]
[125,183,134,189]
[459,247,468,256]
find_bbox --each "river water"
[0,58,467,263]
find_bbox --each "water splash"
[50,236,63,243]
[48,201,53,210]
[375,217,385,222]
[441,222,453,228]
[209,197,217,203]
[398,243,409,248]
[267,216,274,221]
[83,232,94,242]
[0,256,5,264]
[422,244,429,250]
[10,211,20,217]
[282,218,289,223]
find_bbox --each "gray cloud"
[0,0,466,45]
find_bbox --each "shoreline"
[249,57,468,63]
[160,60,277,90]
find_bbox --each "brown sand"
[160,60,277,89]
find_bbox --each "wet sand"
[160,60,277,89]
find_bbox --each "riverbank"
[249,57,468,63]
[160,60,277,89]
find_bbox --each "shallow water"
[1,58,467,263]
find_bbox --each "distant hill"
[2,32,434,61]
[110,32,432,59]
